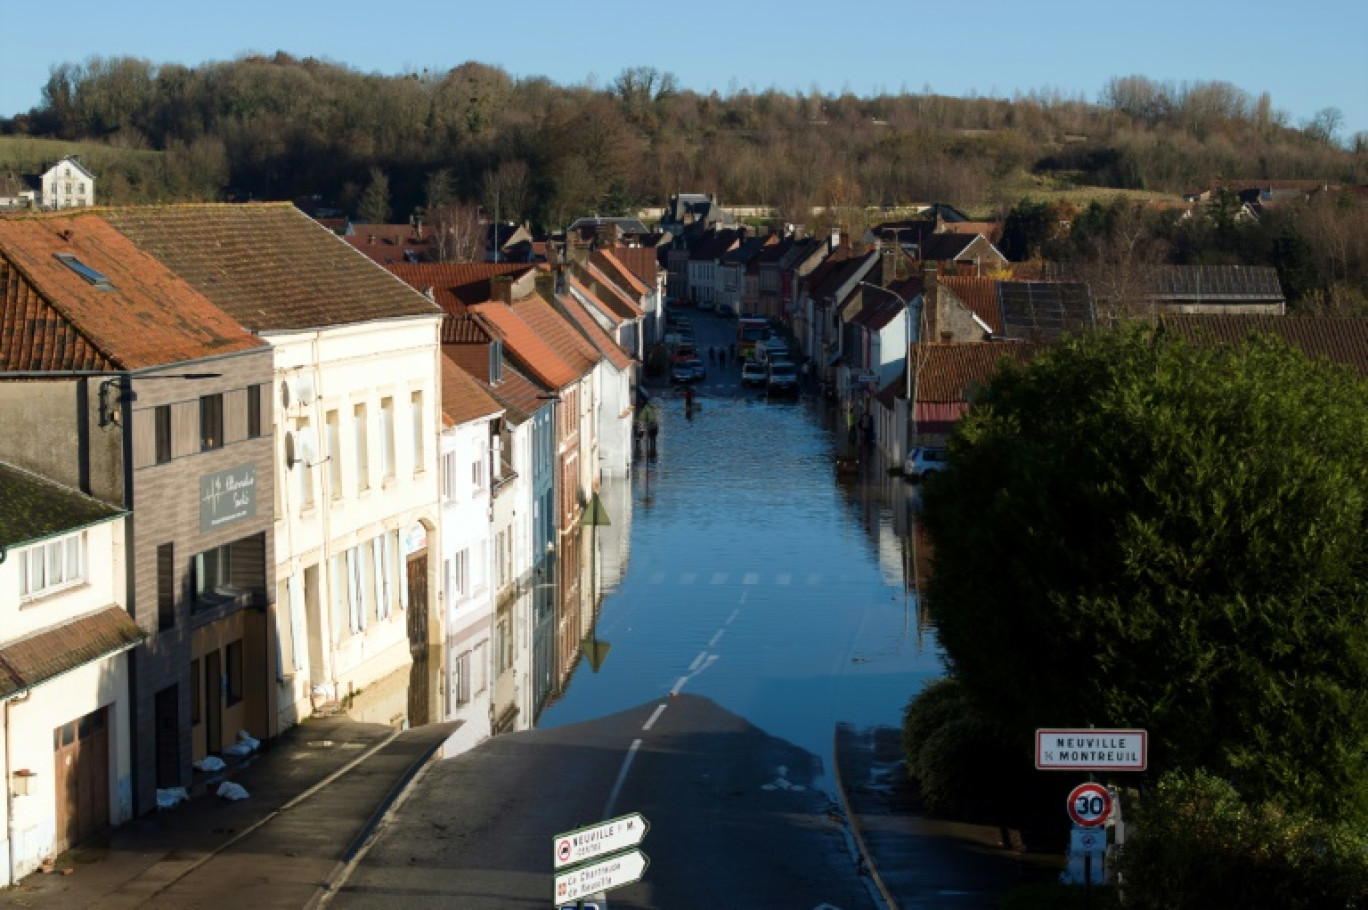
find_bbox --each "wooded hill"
[2,54,1364,229]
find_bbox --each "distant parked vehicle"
[765,360,800,397]
[672,358,706,384]
[741,359,768,388]
[904,446,948,481]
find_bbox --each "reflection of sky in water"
[539,395,945,790]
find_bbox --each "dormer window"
[53,253,114,290]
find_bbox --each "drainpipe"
[6,691,33,886]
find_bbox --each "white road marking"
[689,652,707,672]
[643,704,667,731]
[649,572,666,585]
[727,608,739,624]
[680,572,697,585]
[710,572,728,585]
[603,739,642,817]
[742,572,759,585]
[776,573,792,585]
[708,629,724,648]
[671,654,719,695]
[807,573,822,586]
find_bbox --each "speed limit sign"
[1067,782,1112,827]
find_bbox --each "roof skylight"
[53,252,114,290]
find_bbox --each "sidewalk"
[834,723,1063,910]
[0,715,457,910]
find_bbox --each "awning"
[0,606,145,701]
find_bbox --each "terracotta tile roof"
[510,294,599,377]
[0,606,145,699]
[608,247,658,289]
[387,262,533,311]
[590,249,649,297]
[440,355,503,428]
[440,312,495,344]
[0,212,266,371]
[565,274,627,326]
[469,301,579,390]
[914,341,1046,402]
[100,203,442,331]
[1159,315,1368,378]
[345,223,436,265]
[0,460,126,549]
[938,276,1003,333]
[443,343,547,424]
[851,288,905,330]
[572,266,643,320]
[556,293,634,372]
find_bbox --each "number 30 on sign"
[1067,782,1112,827]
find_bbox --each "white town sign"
[1036,728,1148,771]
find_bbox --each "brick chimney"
[490,275,515,304]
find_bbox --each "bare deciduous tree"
[431,200,483,262]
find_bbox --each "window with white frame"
[471,439,486,492]
[411,391,424,475]
[446,548,469,600]
[472,641,488,695]
[453,650,472,706]
[326,410,342,497]
[354,403,370,492]
[442,450,459,502]
[380,397,395,481]
[19,531,86,600]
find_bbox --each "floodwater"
[537,378,945,793]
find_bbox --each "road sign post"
[554,849,649,904]
[553,813,650,870]
[554,813,650,906]
[1036,729,1147,771]
[1067,782,1113,828]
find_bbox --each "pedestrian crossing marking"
[710,572,728,585]
[743,572,759,585]
[776,573,792,585]
[680,572,697,585]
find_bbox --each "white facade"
[1,514,135,885]
[439,408,498,754]
[596,360,634,479]
[269,317,444,729]
[40,157,94,210]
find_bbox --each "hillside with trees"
[3,55,1364,219]
[4,55,1367,308]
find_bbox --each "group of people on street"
[707,343,738,367]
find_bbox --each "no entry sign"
[1067,782,1113,828]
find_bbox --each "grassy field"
[0,136,160,176]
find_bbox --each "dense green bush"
[1115,770,1368,908]
[901,677,1026,818]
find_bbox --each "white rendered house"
[0,465,140,884]
[40,157,94,210]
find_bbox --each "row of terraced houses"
[0,203,661,884]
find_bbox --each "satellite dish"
[295,374,316,405]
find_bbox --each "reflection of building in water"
[597,475,634,596]
[344,645,442,731]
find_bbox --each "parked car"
[766,360,800,396]
[672,358,706,383]
[741,359,768,388]
[904,446,948,481]
[756,337,788,364]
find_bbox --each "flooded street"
[538,353,944,796]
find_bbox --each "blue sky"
[5,0,1366,143]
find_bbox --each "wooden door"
[406,552,428,653]
[53,707,110,850]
